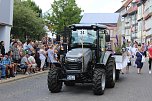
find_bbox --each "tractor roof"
[69,23,107,30]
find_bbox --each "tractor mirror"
[105,35,110,42]
[69,25,76,31]
[72,28,76,31]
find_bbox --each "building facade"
[143,0,152,42]
[117,0,152,44]
[116,0,139,43]
[0,0,14,52]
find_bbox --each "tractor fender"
[95,51,113,69]
[102,51,113,66]
[95,51,112,69]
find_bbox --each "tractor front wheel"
[48,67,63,93]
[93,68,106,95]
[106,57,116,88]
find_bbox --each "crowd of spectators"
[0,39,63,79]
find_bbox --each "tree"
[22,0,42,17]
[47,0,82,35]
[11,0,45,41]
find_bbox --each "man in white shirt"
[20,53,31,75]
[131,44,138,57]
[28,53,37,73]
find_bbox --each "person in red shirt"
[148,42,152,74]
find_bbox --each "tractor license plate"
[67,75,75,80]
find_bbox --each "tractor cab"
[68,24,110,64]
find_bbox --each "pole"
[81,30,84,72]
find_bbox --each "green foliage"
[46,0,82,35]
[11,0,45,41]
[115,46,122,54]
[121,43,126,48]
[22,0,42,17]
[115,43,126,54]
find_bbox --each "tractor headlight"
[65,57,77,62]
[65,57,82,62]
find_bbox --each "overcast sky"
[33,0,122,13]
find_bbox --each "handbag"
[139,52,145,63]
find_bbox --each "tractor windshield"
[71,29,97,46]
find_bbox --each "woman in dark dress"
[135,47,144,74]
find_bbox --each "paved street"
[0,61,152,101]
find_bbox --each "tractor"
[47,24,117,95]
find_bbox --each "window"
[99,30,106,49]
[71,29,97,45]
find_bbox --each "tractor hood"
[66,48,91,58]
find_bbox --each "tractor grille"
[66,62,82,70]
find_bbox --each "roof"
[123,0,133,7]
[122,5,138,17]
[128,6,138,14]
[80,13,120,24]
[116,0,133,12]
[69,23,107,29]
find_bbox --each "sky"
[33,0,123,13]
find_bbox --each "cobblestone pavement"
[0,60,152,101]
[0,70,48,84]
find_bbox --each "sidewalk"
[0,70,49,84]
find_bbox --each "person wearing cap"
[27,53,37,73]
[20,52,31,75]
[11,41,21,75]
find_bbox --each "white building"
[143,0,152,42]
[116,0,141,43]
[0,0,14,52]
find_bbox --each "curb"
[0,70,49,84]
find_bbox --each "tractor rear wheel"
[106,57,116,88]
[116,70,120,80]
[48,67,63,93]
[93,68,106,95]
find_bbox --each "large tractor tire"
[106,57,116,88]
[64,81,75,86]
[93,68,106,95]
[48,67,63,93]
[116,70,120,80]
